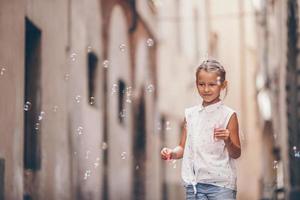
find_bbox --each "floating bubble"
[74,152,77,156]
[125,86,132,103]
[119,44,126,52]
[53,105,59,112]
[84,169,91,180]
[75,95,81,103]
[0,67,6,76]
[273,160,278,169]
[120,109,126,118]
[38,111,45,121]
[126,86,132,95]
[135,165,139,170]
[87,45,92,53]
[102,142,108,150]
[64,73,70,81]
[70,52,77,61]
[77,126,83,135]
[103,60,109,68]
[293,146,300,158]
[146,38,154,47]
[126,96,132,103]
[216,76,221,85]
[89,96,95,105]
[166,121,171,131]
[35,123,40,131]
[146,84,155,93]
[121,152,127,160]
[94,162,99,168]
[111,84,119,95]
[24,101,32,111]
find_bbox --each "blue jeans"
[185,183,236,200]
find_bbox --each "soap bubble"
[165,121,171,131]
[111,84,119,95]
[35,123,40,131]
[77,126,84,135]
[75,95,81,103]
[146,38,154,47]
[119,44,126,52]
[0,67,6,76]
[121,152,127,160]
[103,60,110,68]
[83,169,91,180]
[273,160,278,169]
[101,142,108,150]
[70,52,77,61]
[24,101,32,111]
[87,46,92,53]
[120,109,126,118]
[146,84,155,93]
[89,96,95,105]
[53,105,59,112]
[38,111,45,121]
[64,73,70,81]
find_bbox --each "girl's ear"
[221,80,228,89]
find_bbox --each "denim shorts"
[185,183,236,200]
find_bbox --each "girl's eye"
[209,83,217,87]
[198,83,205,87]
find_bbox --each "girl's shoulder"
[221,104,236,113]
[220,104,240,120]
[184,105,200,117]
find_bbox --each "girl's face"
[196,70,226,106]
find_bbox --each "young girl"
[161,59,241,200]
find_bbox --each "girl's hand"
[214,128,230,142]
[160,147,173,160]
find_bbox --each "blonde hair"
[196,59,228,97]
[196,59,226,83]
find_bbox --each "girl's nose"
[204,86,209,92]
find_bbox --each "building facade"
[0,0,161,199]
[253,0,300,199]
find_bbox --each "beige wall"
[69,0,103,199]
[0,0,25,199]
[0,0,104,199]
[106,5,133,200]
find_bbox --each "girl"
[160,59,241,200]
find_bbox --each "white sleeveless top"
[181,101,237,190]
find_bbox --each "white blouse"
[181,101,237,191]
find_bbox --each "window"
[88,52,98,106]
[24,18,42,170]
[118,80,126,124]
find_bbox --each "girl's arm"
[160,118,187,160]
[170,118,187,159]
[225,113,241,159]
